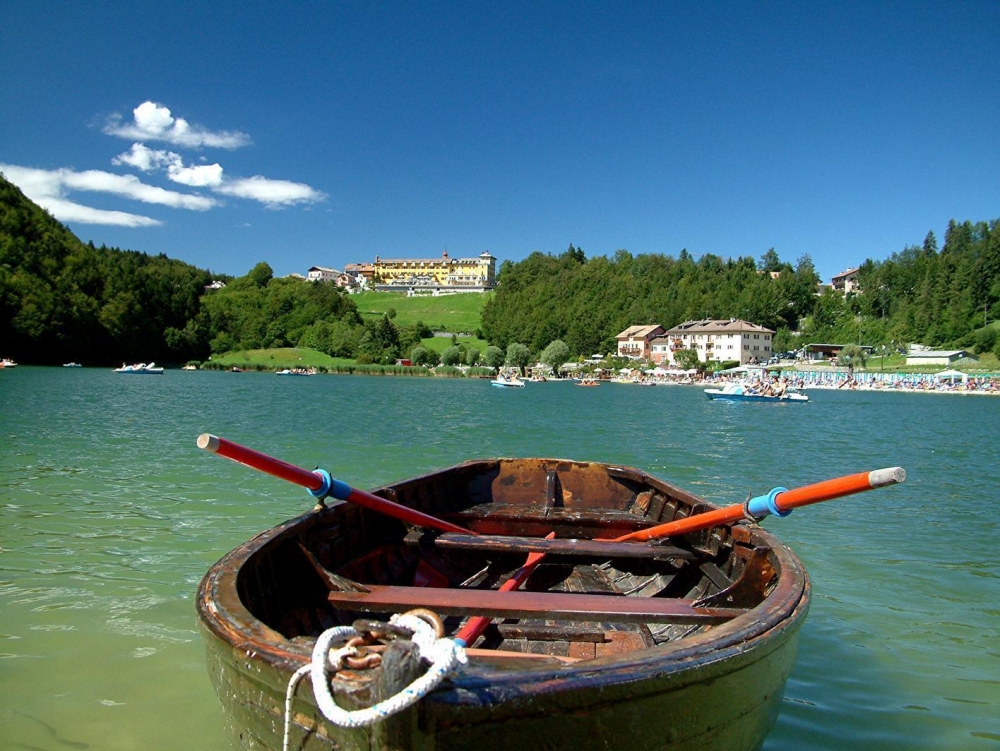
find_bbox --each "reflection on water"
[1,367,999,749]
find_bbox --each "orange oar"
[454,532,556,647]
[613,467,905,543]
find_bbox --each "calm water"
[1,367,998,750]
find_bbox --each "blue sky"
[3,1,998,283]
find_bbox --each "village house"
[651,319,775,366]
[306,266,339,283]
[306,266,362,291]
[615,325,666,360]
[343,263,374,289]
[831,267,861,294]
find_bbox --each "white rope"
[282,615,467,747]
[283,663,314,751]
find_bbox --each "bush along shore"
[198,356,495,379]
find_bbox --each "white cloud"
[3,101,326,227]
[63,169,216,210]
[113,143,178,172]
[114,143,224,187]
[0,163,219,229]
[34,197,163,227]
[104,101,251,149]
[215,175,326,208]
[1,164,162,227]
[169,163,224,188]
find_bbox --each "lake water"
[1,367,998,750]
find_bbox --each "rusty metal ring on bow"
[402,609,445,639]
[352,618,414,641]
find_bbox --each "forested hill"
[482,226,1000,357]
[0,175,220,365]
[4,170,1000,366]
[481,247,820,354]
[0,175,368,366]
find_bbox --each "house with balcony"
[654,319,774,366]
[615,325,665,360]
[831,267,861,294]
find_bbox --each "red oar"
[612,467,905,543]
[454,531,556,647]
[196,433,471,535]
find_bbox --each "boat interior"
[233,459,784,663]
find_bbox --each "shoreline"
[8,362,1000,396]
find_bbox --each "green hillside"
[353,290,490,333]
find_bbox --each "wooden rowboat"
[196,456,812,750]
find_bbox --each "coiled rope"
[283,611,467,751]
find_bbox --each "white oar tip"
[197,433,221,453]
[869,467,905,487]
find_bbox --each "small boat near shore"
[63,362,82,367]
[705,383,808,403]
[114,362,163,374]
[196,449,816,750]
[490,374,525,387]
[0,358,17,368]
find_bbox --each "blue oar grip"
[329,478,353,501]
[746,487,792,519]
[308,469,333,499]
[307,469,354,501]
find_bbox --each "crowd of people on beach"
[609,368,1000,395]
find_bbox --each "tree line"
[481,227,1000,362]
[3,173,999,367]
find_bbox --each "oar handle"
[613,466,906,543]
[198,433,327,492]
[196,433,472,535]
[743,467,906,519]
[760,467,906,515]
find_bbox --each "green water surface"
[1,367,998,749]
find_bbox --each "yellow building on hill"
[373,251,496,293]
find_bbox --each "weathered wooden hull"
[197,458,810,750]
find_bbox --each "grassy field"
[352,291,491,333]
[206,348,350,369]
[201,344,495,370]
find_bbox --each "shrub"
[441,346,463,366]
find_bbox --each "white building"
[653,319,774,366]
[905,350,977,366]
[831,267,861,294]
[307,266,340,283]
